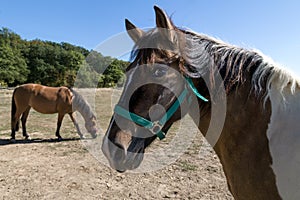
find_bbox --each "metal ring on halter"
[149,121,164,135]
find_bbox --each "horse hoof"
[25,136,31,140]
[57,137,63,141]
[93,134,97,139]
[10,138,16,143]
[80,135,86,139]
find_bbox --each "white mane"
[252,51,300,105]
[181,30,300,104]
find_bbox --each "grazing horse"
[102,6,300,200]
[11,83,97,141]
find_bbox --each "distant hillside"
[0,27,129,87]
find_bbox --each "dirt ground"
[0,89,233,200]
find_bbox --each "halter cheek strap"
[114,88,188,140]
[114,77,208,140]
[185,77,209,102]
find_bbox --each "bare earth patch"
[0,89,233,199]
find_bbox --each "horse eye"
[152,66,168,77]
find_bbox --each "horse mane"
[179,29,300,101]
[129,23,300,102]
[69,88,95,120]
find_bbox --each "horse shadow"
[0,137,92,146]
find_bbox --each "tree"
[0,27,129,88]
[99,59,127,87]
[25,40,86,86]
[0,43,28,86]
[86,50,113,73]
[74,61,100,88]
[0,28,29,86]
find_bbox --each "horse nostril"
[114,141,127,161]
[116,169,126,173]
[114,142,125,150]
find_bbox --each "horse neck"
[183,32,289,198]
[72,92,93,122]
[191,64,282,198]
[184,40,271,150]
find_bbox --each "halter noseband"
[114,77,208,140]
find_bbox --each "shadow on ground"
[0,137,94,146]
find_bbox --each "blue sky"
[1,1,299,75]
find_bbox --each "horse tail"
[11,89,19,132]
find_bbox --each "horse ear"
[125,19,144,43]
[154,5,176,43]
[154,5,174,30]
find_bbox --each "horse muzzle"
[90,130,98,138]
[101,132,145,172]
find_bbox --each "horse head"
[102,6,209,172]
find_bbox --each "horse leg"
[68,113,84,139]
[21,106,31,140]
[11,96,20,141]
[56,113,65,140]
[11,111,22,142]
[11,117,18,142]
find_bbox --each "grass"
[179,160,198,171]
[0,89,13,133]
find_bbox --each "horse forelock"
[129,27,181,66]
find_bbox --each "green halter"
[114,77,208,140]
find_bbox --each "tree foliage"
[0,27,129,87]
[0,28,29,86]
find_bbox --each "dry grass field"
[0,88,233,199]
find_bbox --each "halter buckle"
[149,121,164,135]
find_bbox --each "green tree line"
[0,27,129,87]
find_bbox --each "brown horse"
[102,6,300,199]
[11,83,97,141]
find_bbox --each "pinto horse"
[102,6,300,200]
[11,84,97,141]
